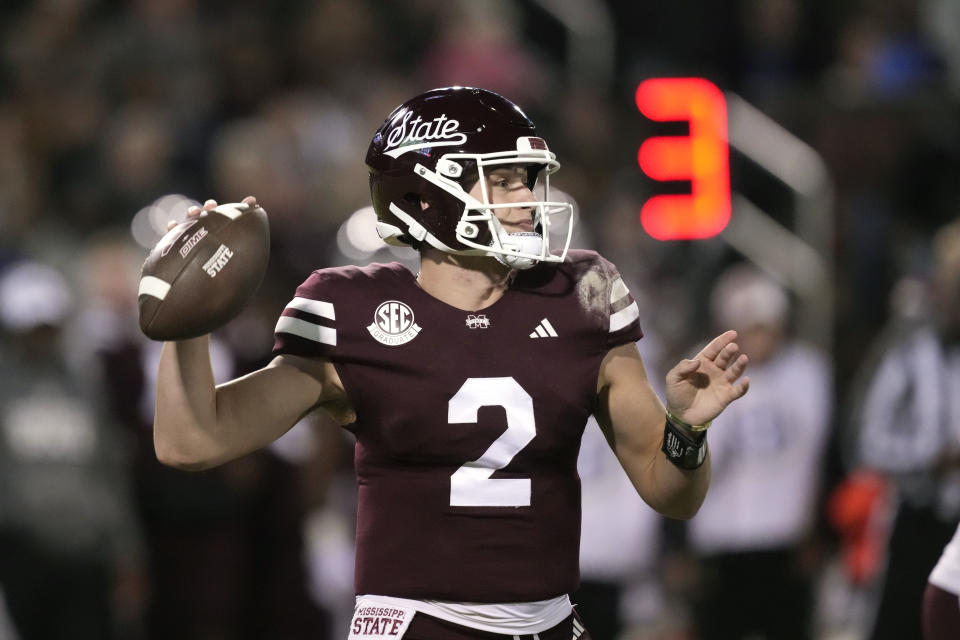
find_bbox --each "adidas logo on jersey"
[572,617,585,639]
[529,318,558,338]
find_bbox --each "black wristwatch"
[661,412,709,470]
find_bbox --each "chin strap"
[493,232,543,270]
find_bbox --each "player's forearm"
[153,336,224,470]
[641,447,711,519]
[608,420,711,519]
[605,412,712,519]
[155,345,332,470]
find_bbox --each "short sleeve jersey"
[273,249,642,602]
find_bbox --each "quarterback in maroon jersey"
[152,87,750,640]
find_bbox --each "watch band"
[661,414,708,470]
[666,410,712,433]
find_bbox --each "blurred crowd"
[0,0,959,639]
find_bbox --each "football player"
[152,87,750,639]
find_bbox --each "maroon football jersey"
[273,250,642,602]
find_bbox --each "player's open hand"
[167,195,258,230]
[664,330,750,426]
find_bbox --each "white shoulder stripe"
[285,296,335,320]
[610,277,630,304]
[609,300,640,333]
[138,275,171,300]
[275,316,337,346]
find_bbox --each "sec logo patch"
[367,300,422,346]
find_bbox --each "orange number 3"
[636,78,731,240]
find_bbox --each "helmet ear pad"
[419,173,494,250]
[369,170,425,246]
[370,166,493,252]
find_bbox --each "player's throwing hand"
[167,195,259,230]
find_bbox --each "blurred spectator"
[419,0,553,106]
[99,105,182,226]
[821,470,894,637]
[825,4,945,99]
[575,329,669,640]
[920,0,960,95]
[686,263,833,640]
[288,419,359,638]
[850,218,960,640]
[289,0,390,90]
[206,89,371,285]
[0,260,146,640]
[0,107,42,259]
[576,416,666,640]
[70,233,329,639]
[738,0,803,101]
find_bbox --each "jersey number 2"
[448,377,535,507]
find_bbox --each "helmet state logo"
[367,300,422,346]
[383,111,467,158]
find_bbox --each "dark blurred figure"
[825,3,946,98]
[75,234,330,640]
[0,260,146,640]
[687,264,833,640]
[418,0,551,108]
[852,218,960,640]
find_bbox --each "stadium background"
[0,0,957,638]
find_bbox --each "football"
[138,202,270,341]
